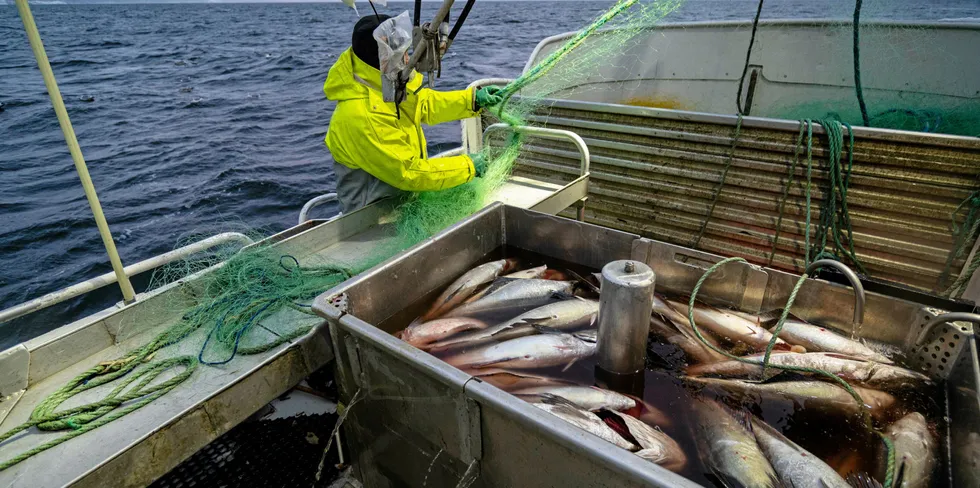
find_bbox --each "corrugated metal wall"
[487,99,980,293]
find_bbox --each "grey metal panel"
[949,335,980,488]
[465,380,699,488]
[489,99,980,292]
[503,205,637,270]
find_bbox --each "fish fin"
[468,355,524,369]
[595,409,641,449]
[550,290,577,301]
[521,315,559,325]
[564,268,600,294]
[561,357,580,373]
[758,309,808,330]
[705,466,746,488]
[844,472,884,488]
[573,330,598,343]
[532,324,565,335]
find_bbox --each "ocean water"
[1,0,978,348]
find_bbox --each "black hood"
[351,14,391,70]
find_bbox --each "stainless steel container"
[596,260,655,393]
[313,203,979,487]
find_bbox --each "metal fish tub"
[312,203,979,487]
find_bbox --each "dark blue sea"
[1,0,978,347]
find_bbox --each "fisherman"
[323,14,504,213]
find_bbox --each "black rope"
[449,0,477,41]
[853,0,871,126]
[368,0,380,21]
[735,0,765,115]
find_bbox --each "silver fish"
[689,398,778,488]
[532,402,636,451]
[398,317,488,347]
[751,417,850,488]
[430,298,599,349]
[604,410,687,472]
[649,313,728,364]
[685,377,896,420]
[503,265,548,279]
[444,279,576,319]
[513,385,636,412]
[421,258,517,321]
[445,331,596,370]
[667,299,795,353]
[471,369,571,391]
[759,312,892,363]
[879,412,937,488]
[687,352,931,390]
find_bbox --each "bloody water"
[379,246,950,487]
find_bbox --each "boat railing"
[298,192,340,224]
[0,232,254,325]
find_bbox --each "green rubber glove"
[470,153,488,178]
[474,86,504,110]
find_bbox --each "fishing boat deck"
[0,176,586,488]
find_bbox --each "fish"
[686,377,896,420]
[666,299,796,353]
[758,311,892,363]
[878,412,937,488]
[689,398,778,488]
[429,298,599,350]
[649,313,729,364]
[420,259,518,321]
[601,410,687,472]
[531,401,637,451]
[513,385,636,412]
[686,352,931,390]
[445,330,596,370]
[397,317,488,347]
[750,416,850,488]
[470,369,571,391]
[444,279,576,319]
[503,265,548,279]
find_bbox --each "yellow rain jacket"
[324,48,478,211]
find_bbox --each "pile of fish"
[394,258,940,487]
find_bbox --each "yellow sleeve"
[416,87,479,126]
[357,112,476,192]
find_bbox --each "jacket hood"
[324,47,423,103]
[324,48,382,102]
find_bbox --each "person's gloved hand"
[474,86,504,110]
[470,153,488,178]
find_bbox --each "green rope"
[767,121,808,266]
[692,115,744,250]
[687,256,894,487]
[937,190,980,295]
[735,0,765,115]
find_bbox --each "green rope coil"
[687,256,894,487]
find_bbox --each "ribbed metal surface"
[487,99,980,292]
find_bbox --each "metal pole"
[595,260,656,395]
[15,0,136,303]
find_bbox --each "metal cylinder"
[596,260,656,376]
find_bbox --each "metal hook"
[913,312,980,348]
[804,259,866,335]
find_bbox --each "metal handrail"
[298,193,340,224]
[482,123,591,177]
[0,232,254,325]
[804,259,866,336]
[913,312,980,348]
